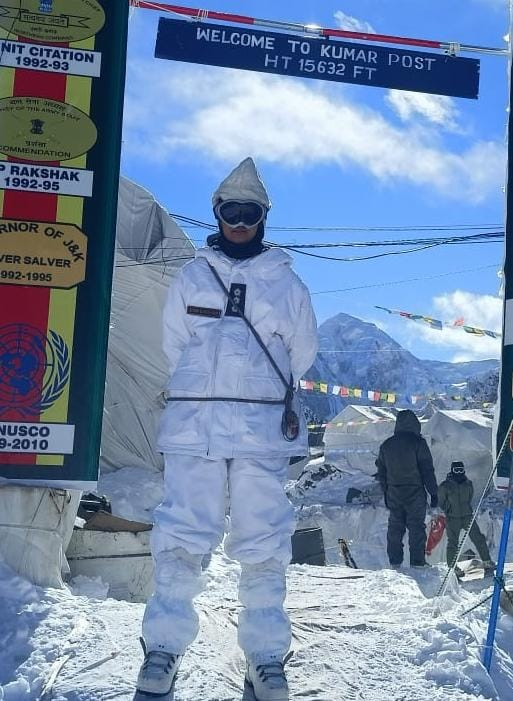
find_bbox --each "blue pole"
[484,0,513,674]
[482,507,512,671]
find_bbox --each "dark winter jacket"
[375,410,437,498]
[438,473,474,518]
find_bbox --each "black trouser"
[386,485,427,566]
[446,516,491,567]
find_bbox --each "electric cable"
[276,233,503,248]
[115,256,194,268]
[279,241,443,262]
[115,231,503,252]
[311,264,500,295]
[171,212,504,238]
[264,224,501,233]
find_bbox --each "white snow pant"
[142,454,295,663]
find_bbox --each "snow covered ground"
[1,546,513,700]
[2,460,513,700]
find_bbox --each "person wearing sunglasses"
[136,157,318,701]
[438,461,495,579]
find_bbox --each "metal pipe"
[483,508,512,670]
[130,1,509,56]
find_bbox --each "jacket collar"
[196,245,293,275]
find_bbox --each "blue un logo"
[0,324,70,417]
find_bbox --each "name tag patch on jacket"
[187,305,222,318]
[225,283,247,317]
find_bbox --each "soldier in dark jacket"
[375,410,438,567]
[438,461,494,577]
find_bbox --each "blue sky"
[121,0,510,363]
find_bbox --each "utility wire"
[317,349,416,353]
[280,239,498,262]
[171,212,504,236]
[173,218,503,236]
[276,233,503,248]
[281,241,446,262]
[167,214,504,261]
[263,225,501,233]
[115,256,194,268]
[115,233,503,251]
[311,264,500,295]
[122,243,467,263]
[271,231,501,261]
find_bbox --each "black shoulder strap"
[206,261,291,395]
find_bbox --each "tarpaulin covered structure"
[324,405,494,503]
[101,177,194,474]
[323,405,397,476]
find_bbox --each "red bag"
[426,514,446,556]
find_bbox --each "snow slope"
[1,547,512,701]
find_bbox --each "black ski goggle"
[215,200,266,228]
[452,465,465,474]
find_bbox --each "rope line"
[460,575,513,617]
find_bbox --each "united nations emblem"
[0,324,70,417]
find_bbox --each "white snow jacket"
[157,246,318,458]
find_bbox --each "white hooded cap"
[212,157,271,209]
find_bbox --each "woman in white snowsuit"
[136,158,318,701]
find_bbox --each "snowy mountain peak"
[303,313,498,421]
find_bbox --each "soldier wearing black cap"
[438,461,495,577]
[376,410,438,568]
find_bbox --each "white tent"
[323,405,397,475]
[0,177,193,587]
[100,177,194,473]
[424,409,493,503]
[323,405,493,505]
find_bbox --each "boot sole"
[244,677,288,701]
[134,678,176,699]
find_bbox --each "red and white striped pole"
[129,0,508,56]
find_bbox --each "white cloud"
[433,289,502,328]
[123,62,505,203]
[333,11,376,34]
[385,90,459,130]
[411,290,502,361]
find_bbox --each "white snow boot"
[136,650,182,696]
[245,660,289,701]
